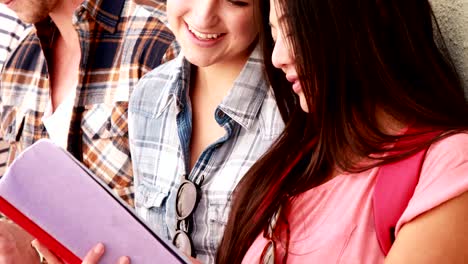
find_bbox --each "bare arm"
[385,190,468,263]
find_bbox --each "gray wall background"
[431,0,468,98]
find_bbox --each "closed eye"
[228,0,249,7]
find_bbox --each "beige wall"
[431,0,468,97]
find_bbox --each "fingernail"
[119,256,130,264]
[31,239,38,248]
[94,243,104,254]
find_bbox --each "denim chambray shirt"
[128,45,284,263]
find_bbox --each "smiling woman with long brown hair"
[217,0,468,263]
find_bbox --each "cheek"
[243,29,259,45]
[166,7,186,32]
[166,0,185,21]
[232,17,258,43]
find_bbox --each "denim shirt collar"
[155,44,268,131]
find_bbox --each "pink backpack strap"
[373,130,441,255]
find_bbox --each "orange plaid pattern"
[0,0,177,206]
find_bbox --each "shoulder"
[395,132,468,233]
[1,16,35,70]
[420,131,468,186]
[129,1,169,25]
[428,132,468,154]
[124,1,172,38]
[423,132,468,171]
[1,29,41,95]
[134,56,183,96]
[389,133,468,262]
[129,56,184,116]
[418,131,468,200]
[119,1,176,68]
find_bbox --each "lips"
[188,25,223,40]
[286,75,298,84]
[185,22,225,41]
[292,81,302,93]
[285,74,302,93]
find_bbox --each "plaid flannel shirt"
[0,0,177,206]
[0,5,30,175]
[129,46,285,263]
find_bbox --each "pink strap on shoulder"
[373,129,441,255]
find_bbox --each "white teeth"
[188,25,222,40]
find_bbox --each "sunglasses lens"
[173,230,193,256]
[176,181,198,219]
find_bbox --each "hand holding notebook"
[0,139,189,264]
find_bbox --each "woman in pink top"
[53,0,467,263]
[217,0,468,263]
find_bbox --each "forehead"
[269,0,285,25]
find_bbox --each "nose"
[192,0,219,29]
[271,36,294,71]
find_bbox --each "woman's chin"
[299,94,309,113]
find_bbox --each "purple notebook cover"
[0,139,188,264]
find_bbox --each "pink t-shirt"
[242,133,468,264]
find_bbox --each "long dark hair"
[217,0,468,263]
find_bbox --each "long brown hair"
[217,0,468,263]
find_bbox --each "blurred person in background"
[0,4,30,176]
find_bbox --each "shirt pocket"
[80,102,132,198]
[82,102,129,140]
[135,183,171,240]
[207,198,232,252]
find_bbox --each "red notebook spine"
[0,197,82,264]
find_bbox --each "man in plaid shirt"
[0,4,30,175]
[0,0,177,262]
